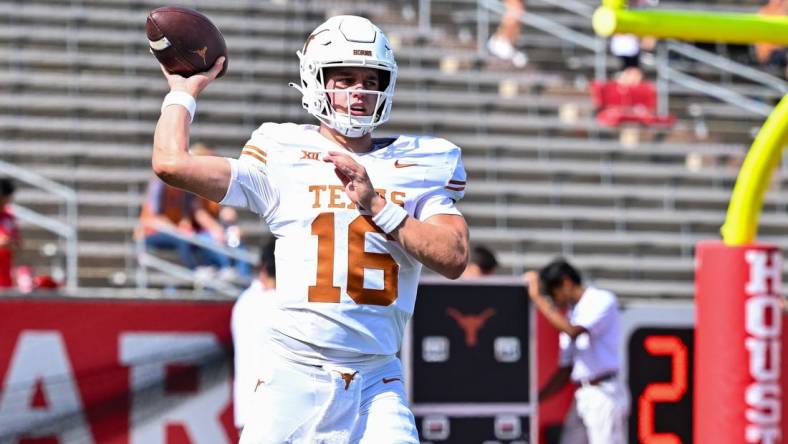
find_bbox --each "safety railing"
[135,219,259,297]
[478,0,607,79]
[417,0,607,78]
[417,0,783,118]
[0,159,78,294]
[656,39,788,118]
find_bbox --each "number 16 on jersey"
[308,212,400,306]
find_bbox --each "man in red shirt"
[0,178,20,288]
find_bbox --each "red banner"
[0,297,238,444]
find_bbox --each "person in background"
[135,174,200,270]
[190,143,252,282]
[487,0,528,68]
[218,206,253,281]
[0,178,20,289]
[610,0,658,86]
[610,33,644,86]
[231,238,276,435]
[461,244,499,278]
[755,0,788,78]
[525,258,628,444]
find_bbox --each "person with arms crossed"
[231,238,276,435]
[524,258,628,444]
[152,15,469,443]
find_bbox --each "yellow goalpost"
[591,0,788,246]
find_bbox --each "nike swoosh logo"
[382,377,402,384]
[394,160,418,168]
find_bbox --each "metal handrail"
[145,220,259,264]
[667,40,788,95]
[135,220,258,296]
[0,159,78,293]
[656,39,787,118]
[660,64,774,117]
[477,0,607,79]
[10,205,74,238]
[480,0,599,51]
[535,0,595,17]
[418,0,609,80]
[137,248,243,297]
[425,0,783,117]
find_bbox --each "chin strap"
[288,82,303,94]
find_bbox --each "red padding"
[695,241,782,444]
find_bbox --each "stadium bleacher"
[1,0,785,299]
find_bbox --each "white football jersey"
[221,123,466,357]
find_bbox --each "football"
[146,6,228,78]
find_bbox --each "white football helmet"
[290,16,398,138]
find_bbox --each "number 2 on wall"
[308,212,399,306]
[638,335,689,444]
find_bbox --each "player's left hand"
[323,151,386,214]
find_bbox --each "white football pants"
[559,379,630,444]
[239,352,418,444]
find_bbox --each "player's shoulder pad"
[391,135,462,170]
[253,122,310,145]
[394,135,465,196]
[239,122,309,169]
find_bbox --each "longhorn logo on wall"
[446,307,496,347]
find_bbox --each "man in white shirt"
[231,238,276,434]
[525,259,629,444]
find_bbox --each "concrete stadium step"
[9,150,753,194]
[458,201,733,234]
[0,45,565,92]
[462,156,742,188]
[451,134,743,162]
[0,1,348,34]
[470,226,699,257]
[499,250,697,281]
[0,130,737,168]
[462,181,788,213]
[0,87,591,123]
[0,112,617,147]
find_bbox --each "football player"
[231,238,276,434]
[152,15,469,443]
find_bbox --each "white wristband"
[161,91,196,123]
[372,200,408,234]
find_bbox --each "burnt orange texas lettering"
[308,185,405,210]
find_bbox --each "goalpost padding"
[695,241,782,444]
